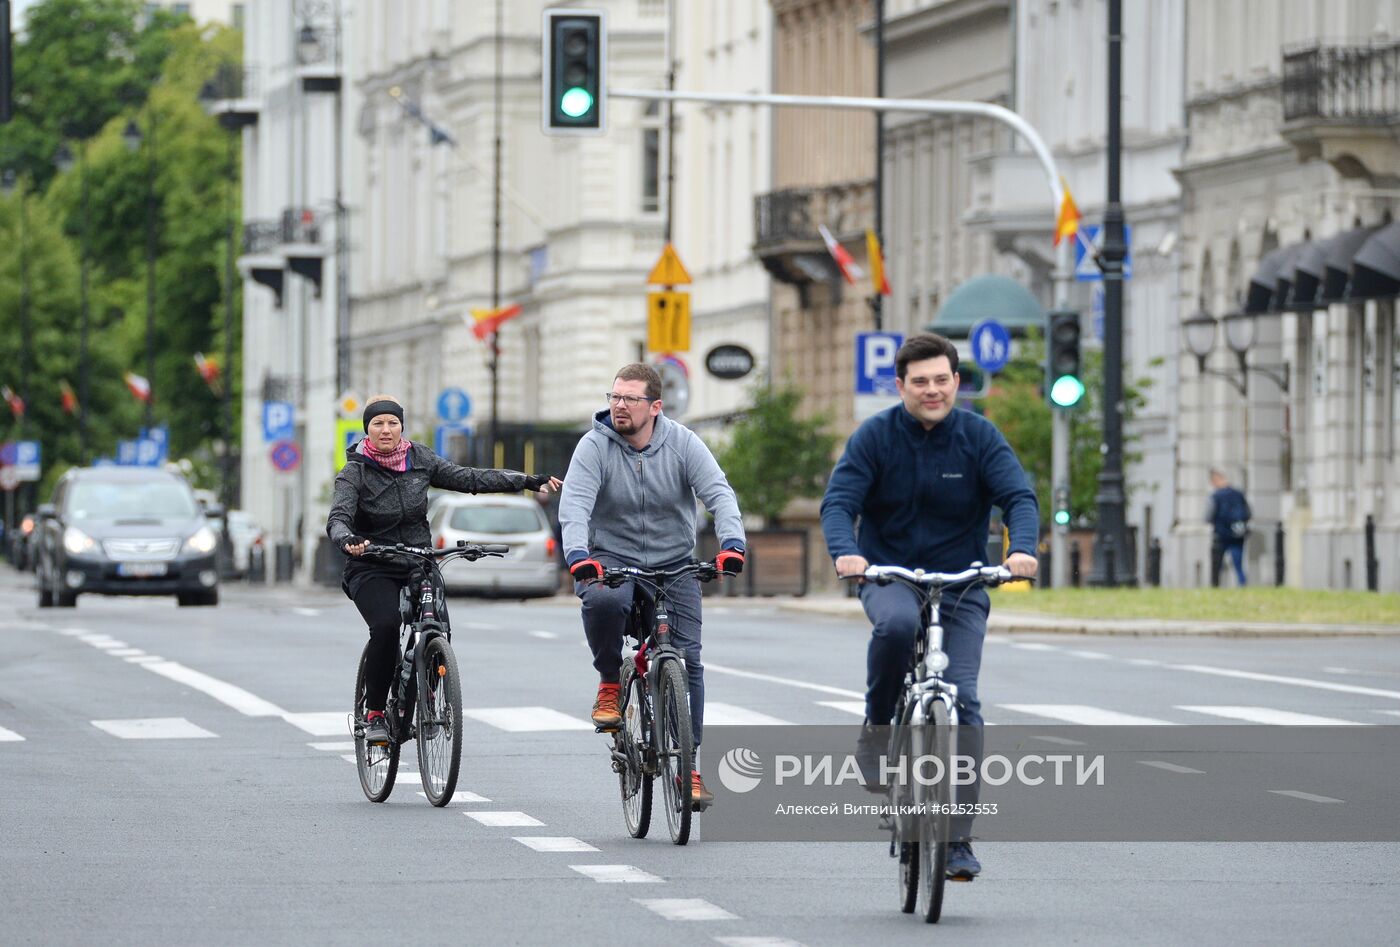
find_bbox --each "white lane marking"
[704,703,793,726]
[528,630,559,640]
[1138,760,1205,775]
[1176,705,1369,726]
[0,725,24,742]
[715,939,808,947]
[77,633,120,644]
[1010,642,1059,652]
[1378,710,1400,718]
[282,712,352,736]
[465,811,545,827]
[1126,658,1161,667]
[125,655,164,664]
[461,706,593,732]
[570,864,664,884]
[706,663,863,699]
[1068,650,1112,660]
[307,741,355,751]
[514,836,598,853]
[58,628,92,636]
[1032,735,1085,746]
[291,607,321,617]
[418,790,492,804]
[108,648,145,657]
[1322,666,1354,675]
[1169,664,1400,701]
[141,661,286,717]
[460,621,497,631]
[816,700,866,717]
[635,899,739,921]
[90,640,132,651]
[1268,790,1344,804]
[91,717,217,739]
[997,704,1173,726]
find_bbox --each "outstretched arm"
[426,451,556,494]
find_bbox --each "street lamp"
[124,115,159,431]
[296,24,322,65]
[1183,302,1288,396]
[53,143,91,460]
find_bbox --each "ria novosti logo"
[717,747,764,793]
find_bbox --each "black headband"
[363,400,405,432]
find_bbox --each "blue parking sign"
[855,332,904,395]
[262,400,295,442]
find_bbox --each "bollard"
[1274,521,1285,587]
[1147,538,1162,587]
[248,543,266,584]
[1102,533,1117,587]
[1070,540,1082,588]
[1366,514,1378,592]
[274,542,295,582]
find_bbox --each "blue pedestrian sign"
[437,387,472,423]
[140,425,169,448]
[968,320,1012,374]
[262,400,295,442]
[134,438,165,467]
[855,332,904,395]
[1074,224,1133,282]
[116,440,138,465]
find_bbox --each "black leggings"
[352,574,404,712]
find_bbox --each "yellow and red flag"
[468,303,523,341]
[865,229,892,297]
[60,380,78,415]
[1054,177,1081,246]
[194,353,222,395]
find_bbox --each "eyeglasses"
[605,393,654,407]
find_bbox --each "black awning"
[1288,240,1327,309]
[1269,243,1307,312]
[1349,221,1400,300]
[1322,224,1382,303]
[1245,246,1292,313]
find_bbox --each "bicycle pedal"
[595,724,620,734]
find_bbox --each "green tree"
[980,328,1151,527]
[712,383,840,525]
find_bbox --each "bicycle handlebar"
[598,560,719,588]
[842,562,1025,589]
[362,541,509,563]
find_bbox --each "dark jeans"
[1211,538,1247,587]
[861,579,990,839]
[351,574,405,712]
[576,564,706,746]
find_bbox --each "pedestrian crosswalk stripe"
[714,938,808,947]
[282,712,352,736]
[704,703,793,726]
[1068,650,1112,660]
[706,663,863,699]
[528,630,558,639]
[1010,642,1059,651]
[57,628,91,636]
[308,741,355,751]
[997,704,1173,726]
[1268,789,1344,804]
[108,648,145,657]
[1176,705,1369,726]
[91,717,217,739]
[1170,664,1400,701]
[816,700,866,717]
[570,864,664,884]
[1378,710,1400,718]
[125,655,163,663]
[461,706,593,732]
[635,898,739,921]
[417,790,492,803]
[1138,760,1205,775]
[514,836,597,852]
[0,724,24,742]
[465,811,544,827]
[141,660,286,717]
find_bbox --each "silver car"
[429,494,561,598]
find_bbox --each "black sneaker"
[946,841,981,880]
[362,714,392,747]
[856,723,887,794]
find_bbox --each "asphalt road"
[2,569,1398,945]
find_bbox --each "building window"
[173,3,191,16]
[232,3,245,30]
[641,102,661,214]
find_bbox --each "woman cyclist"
[326,395,561,745]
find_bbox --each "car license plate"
[117,562,168,577]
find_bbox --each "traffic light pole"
[611,87,1076,577]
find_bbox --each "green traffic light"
[1049,374,1086,408]
[560,86,594,118]
[1054,509,1071,526]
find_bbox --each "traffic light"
[543,9,607,135]
[1053,485,1071,527]
[1046,309,1085,408]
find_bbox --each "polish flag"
[60,380,79,415]
[124,372,152,403]
[818,224,863,285]
[1,386,23,419]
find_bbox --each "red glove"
[715,549,745,575]
[569,558,604,582]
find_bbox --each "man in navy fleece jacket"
[821,332,1038,879]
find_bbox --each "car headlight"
[63,527,96,555]
[184,526,218,555]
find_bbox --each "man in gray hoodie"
[559,362,746,807]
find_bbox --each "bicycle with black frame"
[847,561,1021,924]
[588,560,720,846]
[349,540,506,806]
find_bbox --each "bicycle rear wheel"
[655,658,694,845]
[354,641,399,803]
[890,709,918,914]
[416,635,463,807]
[914,698,952,923]
[619,666,653,838]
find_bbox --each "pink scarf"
[359,437,412,472]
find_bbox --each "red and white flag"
[124,372,152,403]
[818,224,863,285]
[194,353,222,393]
[60,380,78,415]
[1,385,23,419]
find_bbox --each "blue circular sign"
[969,320,1012,374]
[270,440,301,472]
[437,387,472,422]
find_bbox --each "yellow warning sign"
[647,291,691,353]
[337,391,361,418]
[647,243,692,286]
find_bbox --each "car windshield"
[66,480,199,521]
[448,505,542,534]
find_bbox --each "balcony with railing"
[1281,40,1400,180]
[199,64,260,130]
[752,180,873,288]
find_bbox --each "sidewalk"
[768,594,1400,638]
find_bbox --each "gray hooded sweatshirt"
[560,410,745,568]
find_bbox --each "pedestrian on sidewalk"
[1207,468,1251,587]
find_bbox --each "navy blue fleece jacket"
[820,404,1039,571]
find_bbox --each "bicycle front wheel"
[619,666,653,838]
[354,641,399,803]
[655,658,694,845]
[914,697,952,923]
[416,635,463,807]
